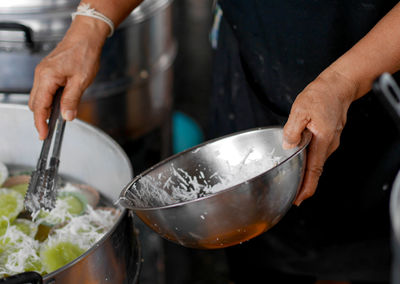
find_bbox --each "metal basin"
[119,127,311,249]
[0,104,140,283]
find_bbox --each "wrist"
[67,15,109,49]
[317,68,360,105]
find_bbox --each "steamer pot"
[0,104,140,284]
[0,0,176,139]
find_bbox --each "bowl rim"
[121,126,312,211]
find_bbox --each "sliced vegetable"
[36,191,87,226]
[3,175,30,197]
[0,224,42,276]
[58,191,87,216]
[0,162,119,278]
[13,219,38,239]
[20,255,43,274]
[0,220,37,253]
[73,184,100,208]
[40,241,84,272]
[0,189,24,228]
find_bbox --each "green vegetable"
[0,189,23,228]
[10,183,29,197]
[13,219,38,239]
[58,191,87,216]
[40,241,84,272]
[37,191,87,227]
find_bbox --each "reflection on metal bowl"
[119,127,311,249]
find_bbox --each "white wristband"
[71,3,115,38]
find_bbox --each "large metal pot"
[0,0,176,140]
[373,73,400,284]
[0,103,140,284]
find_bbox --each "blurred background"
[129,1,231,283]
[0,0,232,282]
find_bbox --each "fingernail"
[62,110,77,121]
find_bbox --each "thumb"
[60,78,85,121]
[283,109,310,149]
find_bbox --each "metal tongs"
[25,88,66,213]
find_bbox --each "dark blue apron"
[208,0,400,282]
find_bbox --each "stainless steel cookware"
[119,127,311,249]
[25,88,66,212]
[0,103,140,284]
[374,73,400,284]
[0,0,176,139]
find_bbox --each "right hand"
[282,70,357,206]
[29,16,109,140]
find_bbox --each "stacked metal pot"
[0,0,176,140]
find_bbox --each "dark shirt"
[218,0,398,115]
[210,0,400,281]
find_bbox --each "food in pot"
[0,162,120,278]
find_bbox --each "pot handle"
[0,22,35,50]
[0,272,43,284]
[373,72,400,132]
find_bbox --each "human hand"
[283,70,358,206]
[29,16,109,140]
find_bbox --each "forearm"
[323,2,400,101]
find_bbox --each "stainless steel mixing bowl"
[119,126,311,249]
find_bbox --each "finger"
[283,106,310,149]
[60,77,85,121]
[326,133,341,157]
[293,132,330,206]
[32,79,61,140]
[28,84,36,111]
[33,107,51,140]
[29,65,43,111]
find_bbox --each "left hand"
[283,70,358,206]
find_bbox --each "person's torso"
[218,0,398,115]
